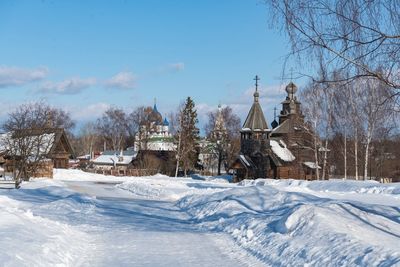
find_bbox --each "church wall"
[276,165,308,180]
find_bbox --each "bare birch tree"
[96,107,131,151]
[300,82,323,180]
[76,122,98,158]
[332,80,353,179]
[358,78,395,180]
[267,0,400,105]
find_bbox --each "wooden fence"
[89,168,159,177]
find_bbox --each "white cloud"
[168,62,185,72]
[0,66,48,87]
[105,71,136,89]
[196,103,217,124]
[242,84,286,102]
[38,77,96,94]
[152,62,185,76]
[69,102,111,120]
[229,84,286,113]
[0,101,19,118]
[195,102,254,128]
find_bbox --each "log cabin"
[0,128,74,178]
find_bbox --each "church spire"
[212,103,227,141]
[241,76,269,132]
[153,97,157,110]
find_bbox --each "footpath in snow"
[0,169,399,266]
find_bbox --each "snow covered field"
[0,169,399,266]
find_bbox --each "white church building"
[134,102,176,152]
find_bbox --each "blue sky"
[0,0,297,132]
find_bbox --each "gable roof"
[47,129,75,157]
[271,119,290,135]
[239,154,255,168]
[0,128,75,158]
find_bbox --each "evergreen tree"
[177,97,200,176]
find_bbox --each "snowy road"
[62,181,261,267]
[0,178,261,267]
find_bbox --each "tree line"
[301,73,398,180]
[1,97,242,178]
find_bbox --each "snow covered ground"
[0,169,399,266]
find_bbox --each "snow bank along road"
[0,169,399,266]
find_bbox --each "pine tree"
[177,97,200,177]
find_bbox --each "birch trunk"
[364,128,373,180]
[314,121,320,180]
[354,133,359,180]
[344,131,347,180]
[322,139,328,180]
[364,139,370,180]
[175,129,182,177]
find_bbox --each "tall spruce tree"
[177,97,200,177]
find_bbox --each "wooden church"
[231,76,320,182]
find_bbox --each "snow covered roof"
[303,161,321,169]
[270,140,295,162]
[239,155,251,167]
[92,150,138,165]
[0,128,74,158]
[238,154,256,168]
[0,132,56,156]
[0,133,12,153]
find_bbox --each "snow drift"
[240,178,400,195]
[115,174,400,266]
[0,180,94,266]
[178,183,400,266]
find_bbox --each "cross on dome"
[253,75,260,102]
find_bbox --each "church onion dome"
[149,103,163,124]
[271,119,279,129]
[253,90,259,100]
[163,117,169,126]
[153,103,159,113]
[285,82,298,96]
